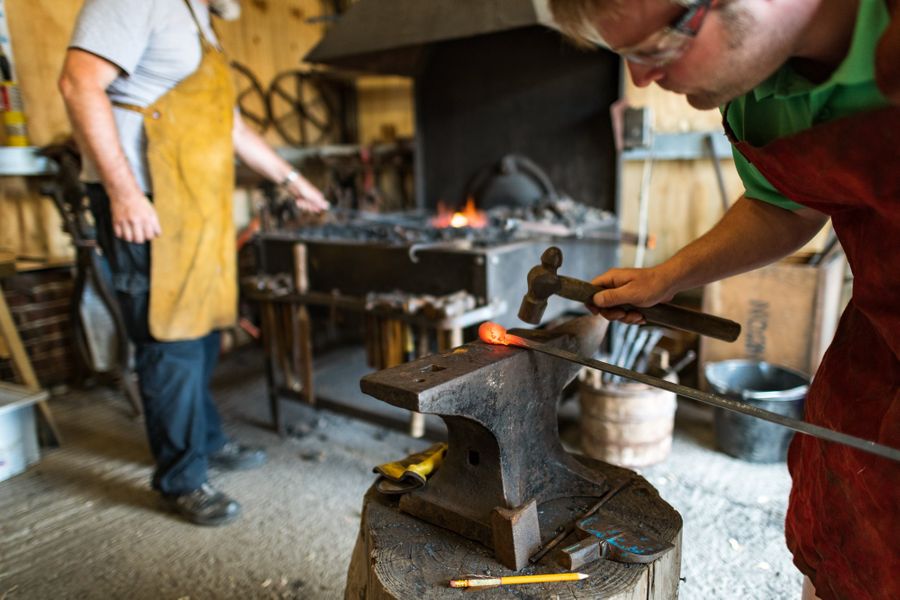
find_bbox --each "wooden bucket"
[578,369,677,468]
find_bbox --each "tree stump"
[345,457,682,599]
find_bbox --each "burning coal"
[432,197,488,229]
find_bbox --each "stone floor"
[0,346,800,599]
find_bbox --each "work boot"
[209,441,267,471]
[163,483,241,526]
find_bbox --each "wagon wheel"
[230,61,270,133]
[267,70,336,146]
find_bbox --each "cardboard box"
[0,382,46,483]
[701,250,848,378]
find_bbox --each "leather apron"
[116,0,237,341]
[722,10,900,599]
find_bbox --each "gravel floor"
[0,348,801,599]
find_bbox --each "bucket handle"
[740,385,808,402]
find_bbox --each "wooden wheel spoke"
[266,70,337,146]
[230,61,269,133]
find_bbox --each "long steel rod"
[508,334,900,463]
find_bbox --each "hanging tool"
[478,322,900,463]
[633,327,665,374]
[518,246,741,342]
[662,350,697,379]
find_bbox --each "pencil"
[449,572,588,588]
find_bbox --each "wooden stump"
[345,457,682,599]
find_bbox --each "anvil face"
[360,316,610,567]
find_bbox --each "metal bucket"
[705,360,809,463]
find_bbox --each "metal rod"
[507,334,900,463]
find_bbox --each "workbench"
[247,282,505,438]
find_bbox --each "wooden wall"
[619,78,829,267]
[0,0,85,261]
[619,79,741,267]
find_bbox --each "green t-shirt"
[725,0,891,211]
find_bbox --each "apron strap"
[112,101,160,118]
[720,102,739,143]
[183,0,223,52]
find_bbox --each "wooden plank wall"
[356,76,415,144]
[619,78,828,267]
[619,79,742,267]
[0,0,84,261]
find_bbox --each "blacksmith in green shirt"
[549,1,899,599]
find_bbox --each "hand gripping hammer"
[518,246,742,342]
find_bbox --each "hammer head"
[517,247,563,324]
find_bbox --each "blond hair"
[548,0,625,48]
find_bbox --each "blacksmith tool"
[562,513,673,568]
[518,246,741,342]
[373,442,447,495]
[529,478,632,565]
[479,322,900,463]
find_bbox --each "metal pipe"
[504,333,900,463]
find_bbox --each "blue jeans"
[87,184,227,495]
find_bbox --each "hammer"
[519,247,741,342]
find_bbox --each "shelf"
[0,146,56,176]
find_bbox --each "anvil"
[360,316,611,569]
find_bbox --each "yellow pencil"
[449,572,588,588]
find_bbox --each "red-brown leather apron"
[722,74,900,600]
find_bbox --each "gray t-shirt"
[69,0,219,193]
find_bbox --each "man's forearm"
[232,116,294,184]
[232,114,328,212]
[660,195,829,293]
[59,83,142,199]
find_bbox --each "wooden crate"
[701,250,847,378]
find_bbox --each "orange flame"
[431,197,488,229]
[478,322,509,345]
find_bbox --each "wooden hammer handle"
[557,275,741,342]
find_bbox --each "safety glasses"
[613,0,717,67]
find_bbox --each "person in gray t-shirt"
[59,0,328,526]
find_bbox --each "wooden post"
[260,300,283,436]
[0,282,61,446]
[293,243,315,405]
[407,324,425,438]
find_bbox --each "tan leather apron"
[116,0,237,341]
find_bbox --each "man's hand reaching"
[589,265,677,324]
[284,173,329,214]
[112,193,162,243]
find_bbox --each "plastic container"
[705,360,809,463]
[0,382,44,482]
